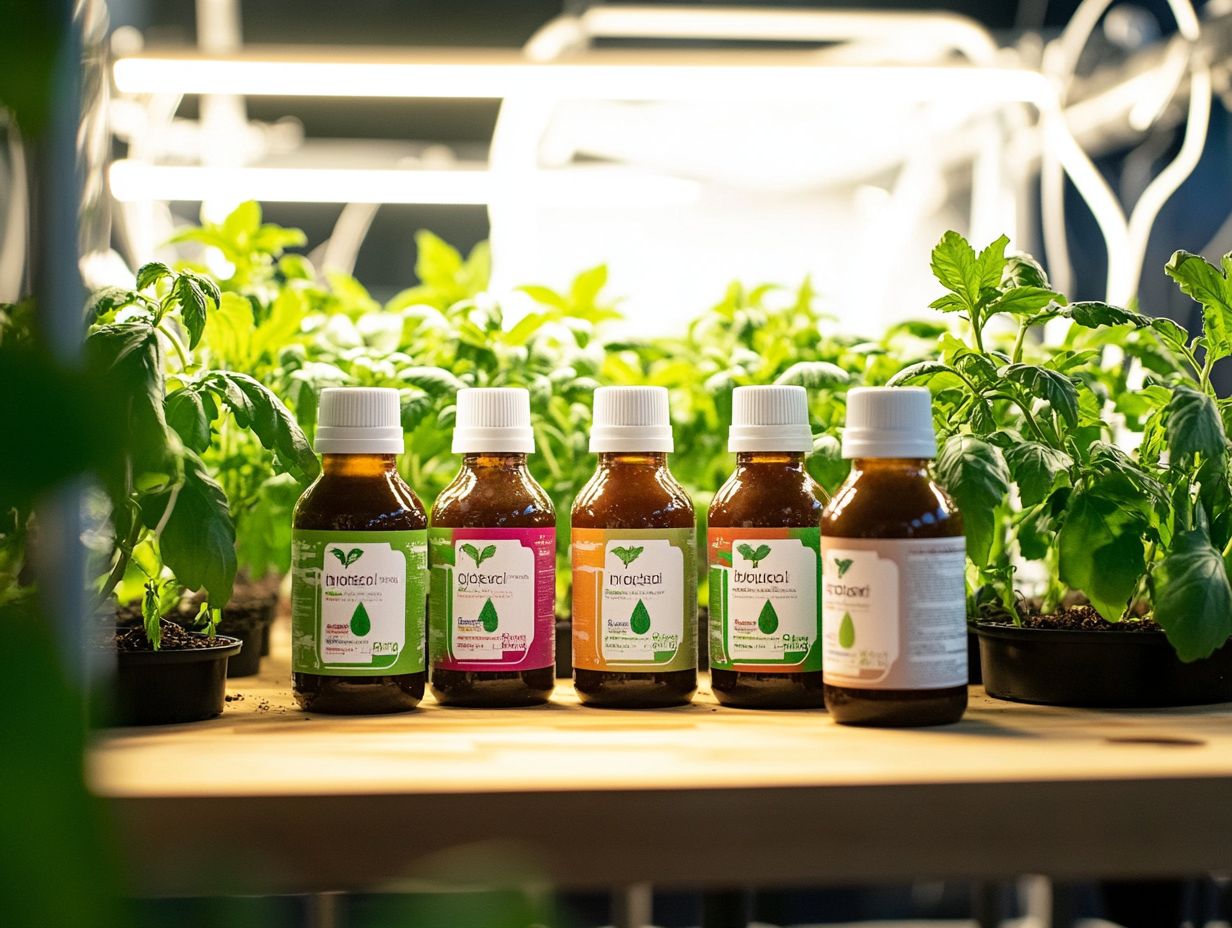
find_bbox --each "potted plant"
[87,260,317,722]
[891,231,1232,707]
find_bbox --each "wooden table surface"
[90,622,1232,896]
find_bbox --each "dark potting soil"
[113,619,223,652]
[985,605,1161,633]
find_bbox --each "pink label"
[429,526,555,671]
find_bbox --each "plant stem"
[96,503,144,611]
[987,391,1050,443]
[157,323,190,371]
[1011,318,1031,364]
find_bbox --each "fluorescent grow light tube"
[113,51,1044,104]
[107,161,702,208]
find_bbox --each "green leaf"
[1001,253,1050,290]
[773,361,849,389]
[142,581,163,651]
[834,557,853,578]
[171,274,209,349]
[975,235,1010,290]
[479,597,499,633]
[752,544,772,564]
[414,230,464,290]
[329,548,347,566]
[147,451,236,606]
[1151,316,1191,353]
[1066,301,1149,329]
[479,544,497,564]
[983,286,1061,318]
[346,548,363,567]
[1167,382,1226,463]
[164,388,211,453]
[135,262,173,291]
[757,600,779,635]
[930,231,979,311]
[1057,488,1145,622]
[1004,441,1072,507]
[1152,530,1232,661]
[1003,363,1079,430]
[737,543,757,562]
[350,602,371,637]
[886,360,956,386]
[398,365,466,395]
[1165,250,1232,360]
[934,435,1009,567]
[203,372,319,484]
[629,600,651,635]
[838,612,856,649]
[460,544,481,565]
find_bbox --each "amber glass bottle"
[572,386,697,707]
[290,388,428,714]
[429,388,556,707]
[821,387,967,727]
[708,386,826,708]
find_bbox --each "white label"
[450,539,534,661]
[726,537,818,663]
[319,542,408,666]
[600,538,684,664]
[821,537,967,689]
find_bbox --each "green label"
[291,529,427,676]
[707,526,822,673]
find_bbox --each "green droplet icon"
[630,600,651,635]
[839,612,856,649]
[350,602,371,637]
[757,600,779,635]
[479,597,499,633]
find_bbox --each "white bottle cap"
[452,387,535,454]
[314,387,404,455]
[842,386,937,459]
[728,385,813,453]
[589,386,674,453]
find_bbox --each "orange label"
[571,527,696,672]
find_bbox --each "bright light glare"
[113,54,1051,104]
[107,161,702,208]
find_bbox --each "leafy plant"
[87,260,316,649]
[891,231,1232,661]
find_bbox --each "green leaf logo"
[460,543,497,566]
[838,612,856,649]
[629,600,651,634]
[611,546,644,568]
[834,557,854,578]
[757,600,779,635]
[479,598,499,633]
[736,543,773,568]
[350,602,372,637]
[330,546,364,568]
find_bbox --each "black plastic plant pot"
[967,629,982,685]
[216,611,266,677]
[977,623,1232,708]
[111,635,242,726]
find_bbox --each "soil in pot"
[108,620,242,726]
[978,606,1232,708]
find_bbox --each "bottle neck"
[597,451,669,469]
[735,451,807,467]
[461,452,530,472]
[849,457,932,478]
[322,453,400,477]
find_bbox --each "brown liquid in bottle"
[572,452,697,707]
[292,453,427,713]
[821,458,967,726]
[708,452,826,708]
[430,453,555,707]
